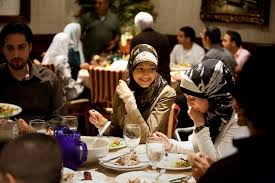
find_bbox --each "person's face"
[232,98,249,126]
[133,62,157,88]
[222,34,233,52]
[95,0,109,16]
[200,29,210,49]
[2,33,31,70]
[185,94,209,113]
[177,31,186,45]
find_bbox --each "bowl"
[81,136,109,163]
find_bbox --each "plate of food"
[0,103,22,118]
[170,63,192,71]
[115,171,188,183]
[99,151,149,172]
[156,153,191,170]
[106,137,126,150]
[62,167,107,183]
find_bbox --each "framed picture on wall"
[200,0,270,25]
[0,0,30,23]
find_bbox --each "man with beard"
[0,23,64,123]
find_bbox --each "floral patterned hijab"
[128,44,168,120]
[180,59,234,141]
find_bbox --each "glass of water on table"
[61,115,78,131]
[123,124,141,152]
[29,119,47,134]
[146,136,165,172]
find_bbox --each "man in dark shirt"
[201,26,237,77]
[0,23,64,122]
[79,0,120,61]
[131,12,171,84]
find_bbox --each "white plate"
[170,65,191,71]
[62,168,107,183]
[99,153,149,172]
[105,136,126,150]
[115,171,188,183]
[0,103,22,118]
[156,153,191,170]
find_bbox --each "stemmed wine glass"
[29,119,47,134]
[146,136,165,172]
[61,115,78,131]
[123,124,141,152]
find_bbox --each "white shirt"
[170,43,205,67]
[169,112,249,161]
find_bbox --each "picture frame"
[0,0,30,23]
[200,0,270,25]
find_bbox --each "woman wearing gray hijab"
[154,59,249,161]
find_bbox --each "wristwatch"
[194,125,205,133]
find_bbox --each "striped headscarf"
[180,59,234,141]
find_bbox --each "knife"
[100,152,130,163]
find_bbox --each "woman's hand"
[116,80,134,101]
[188,106,205,127]
[189,152,214,181]
[89,109,107,128]
[152,131,173,151]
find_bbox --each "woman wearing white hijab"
[42,32,84,100]
[63,23,85,80]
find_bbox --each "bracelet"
[194,125,205,133]
[166,144,174,152]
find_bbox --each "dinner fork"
[154,168,166,182]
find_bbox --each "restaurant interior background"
[0,0,274,61]
[0,0,274,42]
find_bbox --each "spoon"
[90,121,111,148]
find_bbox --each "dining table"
[77,143,194,183]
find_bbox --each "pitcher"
[54,126,87,170]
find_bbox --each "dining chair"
[64,98,97,135]
[165,103,181,139]
[174,126,194,141]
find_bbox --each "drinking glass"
[146,137,165,171]
[46,118,61,135]
[61,116,78,131]
[123,124,141,152]
[29,119,47,134]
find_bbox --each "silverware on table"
[100,152,130,163]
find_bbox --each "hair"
[0,133,62,183]
[0,22,33,47]
[134,12,154,31]
[180,26,196,42]
[232,46,275,129]
[226,30,242,47]
[205,26,221,44]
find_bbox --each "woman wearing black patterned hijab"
[154,59,249,160]
[89,44,176,143]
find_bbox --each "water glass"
[29,119,47,134]
[46,118,61,135]
[61,116,78,131]
[0,119,19,140]
[123,124,141,152]
[146,137,165,171]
